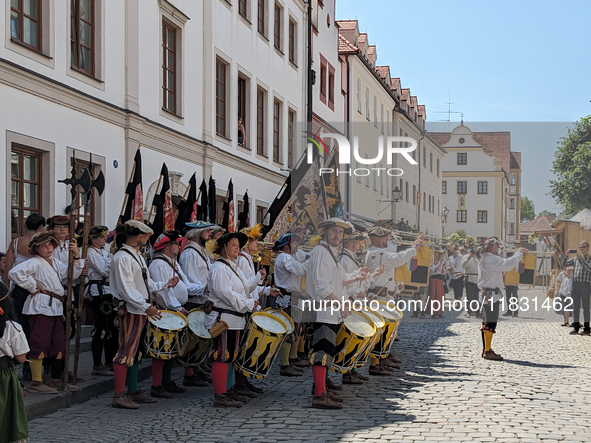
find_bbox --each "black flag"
[197,179,208,221]
[237,190,250,231]
[221,179,234,232]
[149,163,173,243]
[208,176,217,224]
[175,173,198,231]
[120,148,143,224]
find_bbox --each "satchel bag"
[208,319,229,338]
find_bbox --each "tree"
[549,116,591,217]
[537,209,554,217]
[521,196,535,223]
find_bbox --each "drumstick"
[377,277,393,297]
[379,252,384,267]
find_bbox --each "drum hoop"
[186,308,211,338]
[264,308,295,334]
[342,311,376,338]
[148,309,188,331]
[355,308,385,329]
[250,312,288,335]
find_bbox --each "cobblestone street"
[29,288,591,442]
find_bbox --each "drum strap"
[184,246,210,271]
[320,243,339,265]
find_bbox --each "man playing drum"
[109,220,179,409]
[205,232,260,407]
[476,237,526,360]
[179,221,215,310]
[149,231,209,395]
[307,218,371,409]
[365,226,422,375]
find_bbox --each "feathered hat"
[241,224,263,241]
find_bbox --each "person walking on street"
[562,241,591,336]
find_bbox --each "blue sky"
[335,0,590,213]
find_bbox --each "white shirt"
[430,261,445,275]
[109,245,168,315]
[8,255,84,316]
[87,246,112,296]
[461,254,479,284]
[447,254,464,280]
[235,252,268,305]
[365,245,416,292]
[0,321,30,358]
[559,276,572,297]
[205,259,258,330]
[178,241,209,304]
[477,252,523,303]
[307,241,348,325]
[148,254,202,310]
[340,248,371,296]
[52,240,70,265]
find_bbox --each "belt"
[35,291,64,304]
[0,356,14,370]
[484,287,501,294]
[211,307,247,318]
[431,275,444,280]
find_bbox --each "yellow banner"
[395,247,433,287]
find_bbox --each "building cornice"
[442,171,506,178]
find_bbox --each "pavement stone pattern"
[29,288,591,442]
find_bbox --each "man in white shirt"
[47,215,71,266]
[179,220,215,309]
[476,237,526,360]
[461,245,480,318]
[110,220,179,409]
[307,218,370,409]
[447,247,465,301]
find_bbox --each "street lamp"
[392,186,402,203]
[441,206,449,237]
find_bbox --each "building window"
[457,153,467,165]
[215,59,227,137]
[10,0,41,51]
[478,181,488,194]
[400,179,403,199]
[406,181,409,202]
[423,192,426,210]
[288,19,296,64]
[288,109,295,168]
[273,3,282,50]
[429,152,433,172]
[442,181,447,194]
[511,173,516,185]
[162,21,177,114]
[256,205,266,224]
[373,96,377,127]
[413,184,416,204]
[509,222,515,235]
[238,75,248,147]
[477,210,488,223]
[215,195,226,225]
[11,146,42,237]
[273,99,281,163]
[365,88,370,120]
[373,169,377,191]
[320,62,327,98]
[239,0,248,19]
[257,0,265,35]
[386,111,390,136]
[386,172,389,195]
[380,103,384,133]
[437,158,440,177]
[328,70,335,103]
[356,161,361,183]
[457,210,467,223]
[423,147,426,167]
[457,181,467,194]
[510,198,515,209]
[71,0,95,76]
[380,164,384,194]
[256,87,266,156]
[356,79,362,113]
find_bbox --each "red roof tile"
[520,214,557,235]
[338,33,359,54]
[401,88,410,100]
[510,152,521,169]
[367,45,375,56]
[390,78,400,94]
[410,96,417,107]
[336,20,358,30]
[418,105,425,116]
[358,33,367,45]
[427,133,451,146]
[376,66,390,80]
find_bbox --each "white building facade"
[2,0,307,250]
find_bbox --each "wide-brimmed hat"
[185,220,216,230]
[47,215,70,229]
[124,219,153,234]
[28,232,59,255]
[273,233,299,251]
[346,230,367,241]
[317,218,353,236]
[153,231,182,250]
[241,224,263,241]
[213,232,248,254]
[367,226,391,238]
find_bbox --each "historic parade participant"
[461,245,480,318]
[109,220,179,409]
[476,237,526,360]
[447,247,465,301]
[562,241,591,335]
[179,221,215,309]
[205,232,259,407]
[8,232,84,393]
[428,251,446,319]
[47,216,71,266]
[86,225,118,376]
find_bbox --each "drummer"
[234,224,280,396]
[148,231,210,395]
[365,226,423,375]
[339,229,384,384]
[205,232,260,407]
[272,232,309,377]
[307,218,370,409]
[109,220,179,409]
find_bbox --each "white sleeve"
[110,255,151,313]
[88,250,111,278]
[209,266,255,312]
[484,253,523,273]
[308,249,334,299]
[7,322,30,356]
[381,248,416,268]
[178,267,205,296]
[148,261,181,310]
[8,260,39,294]
[179,249,207,285]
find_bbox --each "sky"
[335,0,590,213]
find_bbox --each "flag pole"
[147,163,165,224]
[119,145,140,222]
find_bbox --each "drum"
[329,311,376,374]
[266,308,295,341]
[177,309,213,367]
[234,312,288,379]
[370,301,403,358]
[145,310,188,360]
[353,309,385,368]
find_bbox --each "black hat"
[214,232,248,254]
